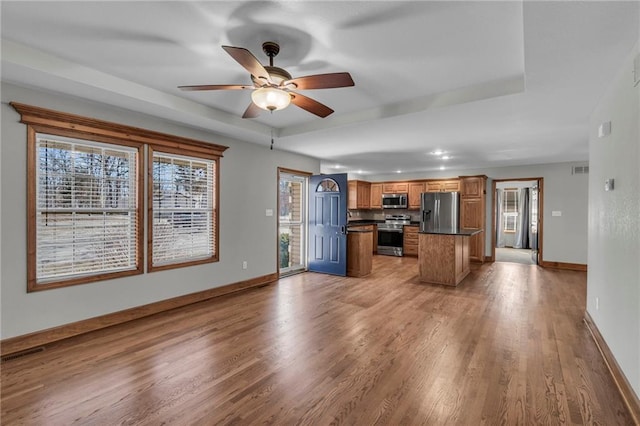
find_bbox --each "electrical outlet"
[595,297,599,311]
[242,261,247,270]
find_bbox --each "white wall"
[0,83,321,339]
[587,43,640,396]
[346,161,589,264]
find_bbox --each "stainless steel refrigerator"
[420,192,460,232]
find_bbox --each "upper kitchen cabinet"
[425,179,460,192]
[370,183,383,209]
[461,176,486,197]
[408,182,425,210]
[348,180,371,210]
[382,182,409,193]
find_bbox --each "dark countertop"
[347,228,374,233]
[419,228,482,236]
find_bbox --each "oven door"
[377,228,404,256]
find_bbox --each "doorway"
[277,168,310,277]
[491,178,543,265]
[308,173,348,276]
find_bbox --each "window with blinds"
[151,150,216,268]
[35,134,140,284]
[502,188,519,233]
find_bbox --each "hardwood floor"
[1,256,633,425]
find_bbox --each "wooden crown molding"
[10,102,229,157]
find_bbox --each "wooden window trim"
[10,102,228,158]
[12,102,228,291]
[24,127,144,292]
[147,146,221,273]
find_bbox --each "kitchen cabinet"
[347,223,377,254]
[382,182,409,193]
[348,180,371,210]
[459,175,487,262]
[370,183,383,209]
[418,232,472,286]
[408,182,424,210]
[425,179,460,192]
[347,228,373,277]
[461,176,485,197]
[403,225,419,256]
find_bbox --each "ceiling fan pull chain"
[270,128,274,150]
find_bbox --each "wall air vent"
[572,166,589,175]
[1,346,45,362]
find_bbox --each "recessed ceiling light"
[334,164,342,169]
[396,170,402,174]
[357,170,363,174]
[441,155,450,160]
[439,166,445,170]
[431,150,445,156]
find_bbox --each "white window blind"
[36,134,138,283]
[502,189,519,233]
[152,152,216,267]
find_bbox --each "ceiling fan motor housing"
[252,66,292,86]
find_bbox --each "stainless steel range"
[377,214,411,256]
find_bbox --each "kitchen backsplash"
[349,209,420,222]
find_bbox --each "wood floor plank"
[1,257,634,425]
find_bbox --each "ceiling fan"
[178,41,355,119]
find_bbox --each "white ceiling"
[2,1,638,176]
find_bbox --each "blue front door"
[308,173,348,276]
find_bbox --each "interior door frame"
[491,177,544,264]
[277,167,312,278]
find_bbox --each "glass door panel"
[278,170,308,276]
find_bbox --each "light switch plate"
[598,121,611,138]
[552,211,562,217]
[605,179,615,191]
[265,209,273,217]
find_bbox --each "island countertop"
[419,228,482,236]
[346,227,374,233]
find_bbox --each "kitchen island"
[418,228,481,286]
[346,227,374,277]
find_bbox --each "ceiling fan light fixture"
[251,87,291,111]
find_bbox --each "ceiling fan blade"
[222,45,271,83]
[178,84,253,91]
[242,102,262,119]
[285,72,355,90]
[290,93,334,118]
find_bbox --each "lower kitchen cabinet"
[469,231,485,263]
[347,223,377,254]
[403,225,419,256]
[347,230,373,277]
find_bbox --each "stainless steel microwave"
[382,193,408,209]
